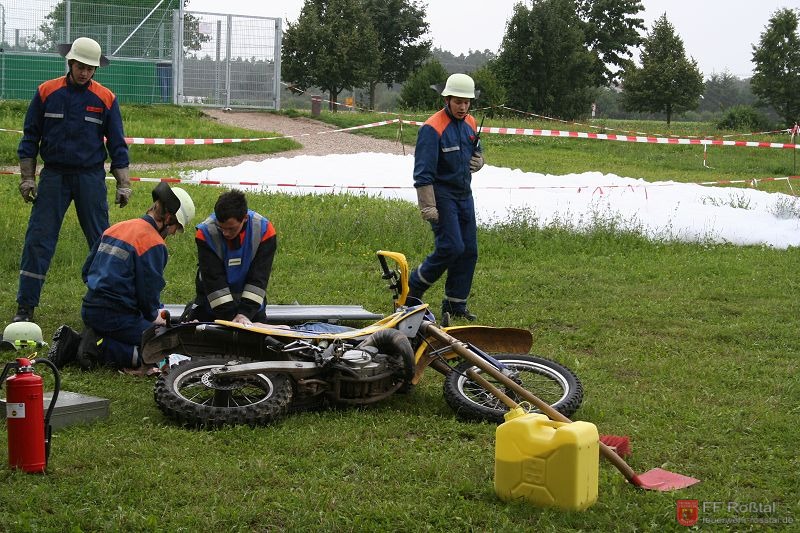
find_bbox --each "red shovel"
[466,368,699,490]
[465,368,698,490]
[424,324,700,491]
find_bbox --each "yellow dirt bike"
[141,251,583,427]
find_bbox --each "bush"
[716,105,772,132]
[470,63,506,116]
[398,59,448,111]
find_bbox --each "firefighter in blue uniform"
[187,190,277,326]
[47,183,195,373]
[13,37,131,323]
[408,73,485,321]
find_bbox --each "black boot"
[450,309,477,321]
[407,287,423,300]
[406,286,425,306]
[76,327,102,371]
[407,268,427,303]
[442,301,477,322]
[12,305,35,323]
[47,325,81,369]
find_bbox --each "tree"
[716,105,772,132]
[751,8,800,126]
[470,62,507,116]
[282,0,380,111]
[398,59,448,110]
[362,0,430,110]
[494,0,597,120]
[576,0,645,86]
[431,47,497,74]
[699,71,753,113]
[621,14,703,125]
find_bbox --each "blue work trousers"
[17,167,109,307]
[410,194,478,309]
[82,305,151,369]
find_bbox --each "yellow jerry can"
[494,408,599,511]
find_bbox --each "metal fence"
[179,11,281,109]
[0,0,281,109]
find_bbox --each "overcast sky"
[187,0,800,79]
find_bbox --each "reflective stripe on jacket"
[195,210,277,319]
[18,75,129,171]
[413,107,479,198]
[81,215,167,321]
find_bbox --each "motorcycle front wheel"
[154,357,293,428]
[443,354,583,423]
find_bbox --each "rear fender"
[141,322,274,364]
[411,326,533,384]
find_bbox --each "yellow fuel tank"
[494,408,599,510]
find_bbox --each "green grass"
[1,105,799,531]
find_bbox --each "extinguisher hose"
[32,358,61,464]
[0,361,15,387]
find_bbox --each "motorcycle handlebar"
[377,254,393,279]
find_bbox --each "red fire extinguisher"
[2,357,61,473]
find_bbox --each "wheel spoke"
[463,381,501,408]
[174,367,279,409]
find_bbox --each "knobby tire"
[154,357,293,428]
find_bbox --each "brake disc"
[200,367,239,390]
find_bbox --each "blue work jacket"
[413,107,480,198]
[18,74,129,172]
[195,210,276,320]
[82,215,167,322]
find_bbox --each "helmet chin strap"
[155,203,173,238]
[67,61,94,84]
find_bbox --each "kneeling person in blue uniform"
[183,190,277,326]
[48,183,195,373]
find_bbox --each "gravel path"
[131,109,414,172]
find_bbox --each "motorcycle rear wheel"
[154,357,293,427]
[443,354,583,423]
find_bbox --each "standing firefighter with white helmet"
[48,184,195,375]
[12,37,130,324]
[408,73,485,321]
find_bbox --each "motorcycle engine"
[340,348,383,378]
[334,346,398,402]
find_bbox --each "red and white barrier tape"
[124,118,800,149]
[128,175,413,189]
[3,117,799,149]
[497,105,792,140]
[400,120,800,149]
